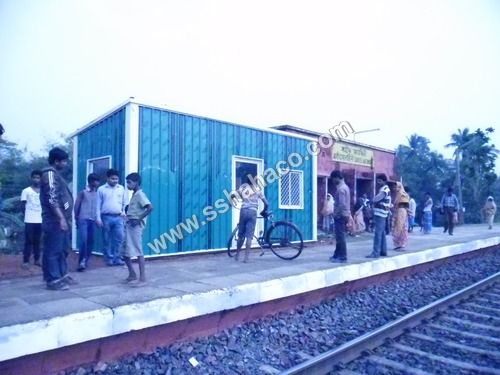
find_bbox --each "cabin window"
[87,156,112,183]
[279,170,303,209]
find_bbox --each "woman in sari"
[482,196,496,230]
[352,197,366,234]
[392,182,410,250]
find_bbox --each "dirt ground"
[0,250,107,281]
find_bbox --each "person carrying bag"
[321,194,334,232]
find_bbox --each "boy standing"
[123,173,153,285]
[74,173,100,271]
[21,170,43,268]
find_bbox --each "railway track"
[281,272,500,375]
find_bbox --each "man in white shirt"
[21,170,43,268]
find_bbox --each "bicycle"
[227,211,304,260]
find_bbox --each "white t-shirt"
[409,198,417,216]
[21,187,42,223]
[423,198,433,212]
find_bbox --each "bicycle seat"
[260,210,273,218]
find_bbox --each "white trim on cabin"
[128,99,314,142]
[143,240,318,258]
[312,152,318,241]
[124,102,140,188]
[69,98,314,143]
[68,98,133,138]
[71,136,78,250]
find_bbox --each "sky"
[1,0,499,168]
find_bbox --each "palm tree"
[405,134,430,161]
[446,128,474,151]
[446,127,498,222]
[445,128,475,211]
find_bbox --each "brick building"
[273,125,398,226]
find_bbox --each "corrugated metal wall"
[76,108,126,254]
[77,108,126,189]
[139,106,313,255]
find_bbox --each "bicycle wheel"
[267,221,303,260]
[227,226,239,257]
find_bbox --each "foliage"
[0,134,73,217]
[395,134,453,200]
[445,127,498,223]
[396,129,499,224]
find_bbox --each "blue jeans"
[101,215,124,264]
[78,219,95,265]
[372,215,387,257]
[333,216,347,260]
[42,221,69,283]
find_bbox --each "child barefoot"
[123,173,153,285]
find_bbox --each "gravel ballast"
[67,248,500,375]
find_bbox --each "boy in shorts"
[123,173,153,285]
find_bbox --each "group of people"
[326,170,497,263]
[418,188,496,234]
[321,192,370,236]
[18,149,498,285]
[20,147,153,291]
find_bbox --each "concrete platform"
[0,225,499,364]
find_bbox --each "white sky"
[1,0,499,169]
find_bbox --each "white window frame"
[231,155,265,246]
[279,170,304,209]
[231,155,264,193]
[86,155,112,178]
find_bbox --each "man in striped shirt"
[367,174,391,258]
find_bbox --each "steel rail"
[280,271,500,375]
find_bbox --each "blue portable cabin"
[70,99,317,256]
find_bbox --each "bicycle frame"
[255,214,273,253]
[228,210,304,260]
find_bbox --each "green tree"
[0,138,29,203]
[395,134,453,199]
[446,127,498,223]
[0,134,72,216]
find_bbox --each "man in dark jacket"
[40,147,76,290]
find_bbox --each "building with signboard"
[273,125,398,226]
[70,99,317,256]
